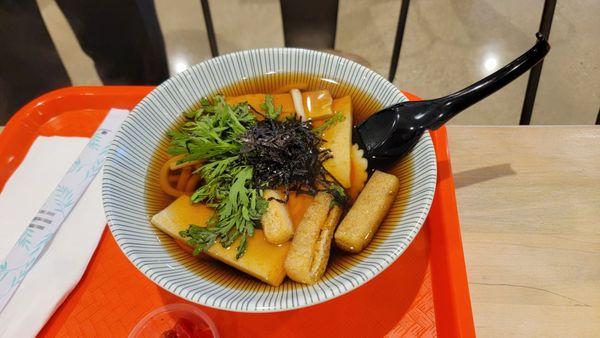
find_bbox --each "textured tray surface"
[0,87,474,337]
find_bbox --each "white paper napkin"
[0,133,111,337]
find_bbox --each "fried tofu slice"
[261,189,294,244]
[151,196,289,286]
[334,171,400,253]
[225,91,334,121]
[284,193,342,284]
[321,96,353,188]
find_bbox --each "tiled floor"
[23,0,600,125]
[337,0,600,125]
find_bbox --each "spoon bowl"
[355,33,550,168]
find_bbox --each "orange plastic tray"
[0,87,475,338]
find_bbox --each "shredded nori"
[239,116,347,205]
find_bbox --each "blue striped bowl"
[103,48,437,312]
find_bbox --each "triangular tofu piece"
[151,196,289,286]
[321,96,353,188]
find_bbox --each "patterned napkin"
[0,109,127,337]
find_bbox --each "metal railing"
[519,0,557,125]
[199,0,599,125]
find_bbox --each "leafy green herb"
[183,165,268,258]
[260,95,282,120]
[168,95,253,163]
[312,111,345,135]
[173,95,265,258]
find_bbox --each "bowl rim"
[103,47,437,312]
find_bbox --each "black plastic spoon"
[354,33,550,169]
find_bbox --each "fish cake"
[261,189,294,244]
[334,170,400,253]
[285,192,337,284]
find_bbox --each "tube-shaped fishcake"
[309,205,342,281]
[261,189,294,244]
[284,192,339,284]
[334,170,400,253]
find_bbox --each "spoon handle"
[427,33,550,130]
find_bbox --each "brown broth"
[144,72,413,286]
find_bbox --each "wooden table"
[1,125,598,336]
[447,126,600,337]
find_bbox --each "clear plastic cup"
[129,303,219,338]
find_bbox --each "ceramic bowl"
[103,48,437,312]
